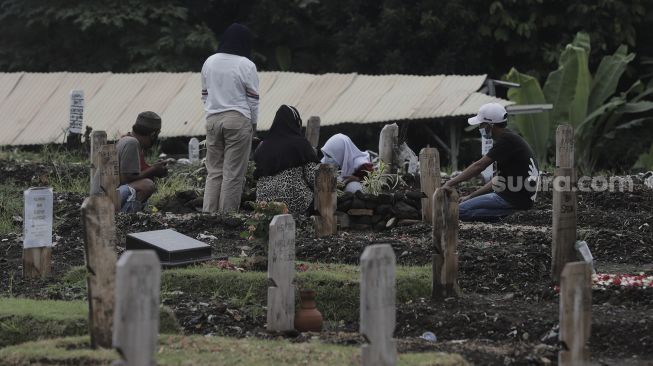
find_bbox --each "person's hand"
[343,175,360,185]
[459,195,470,203]
[442,180,454,189]
[151,161,168,178]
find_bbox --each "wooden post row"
[379,123,398,171]
[81,195,117,348]
[432,187,461,299]
[113,250,161,366]
[22,187,54,279]
[313,164,337,237]
[305,116,321,150]
[419,148,440,224]
[558,262,592,366]
[267,214,296,332]
[360,244,396,366]
[552,124,577,283]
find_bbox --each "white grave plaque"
[23,187,53,248]
[69,89,84,134]
[189,137,200,163]
[481,132,493,183]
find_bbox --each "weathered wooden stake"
[82,195,117,348]
[306,116,321,150]
[360,244,396,366]
[559,261,592,366]
[419,148,441,224]
[379,123,398,171]
[22,187,54,279]
[113,250,161,366]
[91,142,120,211]
[267,214,296,332]
[90,130,107,191]
[431,187,461,299]
[552,167,577,283]
[312,164,337,237]
[556,125,574,169]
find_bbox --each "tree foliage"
[1,0,652,77]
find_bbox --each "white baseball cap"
[468,103,508,126]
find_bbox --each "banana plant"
[504,32,653,173]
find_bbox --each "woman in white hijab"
[320,133,373,192]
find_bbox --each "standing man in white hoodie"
[201,23,259,213]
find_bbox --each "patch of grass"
[65,261,431,323]
[149,164,204,209]
[0,335,469,366]
[0,183,22,235]
[0,298,181,347]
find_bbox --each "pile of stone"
[336,190,426,230]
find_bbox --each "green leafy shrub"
[240,201,289,242]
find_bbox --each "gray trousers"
[203,111,252,213]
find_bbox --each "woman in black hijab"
[253,105,319,214]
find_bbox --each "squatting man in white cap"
[442,103,540,222]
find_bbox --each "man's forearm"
[468,180,493,199]
[446,163,484,187]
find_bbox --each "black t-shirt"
[486,128,539,209]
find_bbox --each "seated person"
[253,105,320,215]
[320,133,373,193]
[115,111,168,213]
[443,103,539,222]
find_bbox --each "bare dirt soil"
[1,160,652,365]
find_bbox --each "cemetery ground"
[0,153,652,365]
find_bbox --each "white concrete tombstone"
[69,89,84,134]
[188,137,200,163]
[360,244,397,366]
[23,187,54,249]
[379,123,399,170]
[113,250,161,366]
[267,214,296,332]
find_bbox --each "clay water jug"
[294,289,323,332]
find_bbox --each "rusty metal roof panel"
[0,73,67,145]
[0,72,512,145]
[257,72,317,130]
[12,72,111,145]
[161,73,205,137]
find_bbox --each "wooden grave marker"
[552,124,577,283]
[552,167,577,283]
[113,250,161,366]
[81,195,117,348]
[379,123,398,171]
[91,144,121,210]
[22,187,54,278]
[90,130,107,190]
[419,148,441,224]
[313,164,337,237]
[360,244,397,366]
[431,187,461,299]
[559,261,592,366]
[306,116,321,150]
[267,214,296,332]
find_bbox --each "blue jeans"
[459,193,514,222]
[117,184,143,213]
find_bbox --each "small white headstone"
[267,214,295,332]
[113,250,161,366]
[360,244,397,366]
[69,90,84,134]
[188,137,200,163]
[23,187,53,249]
